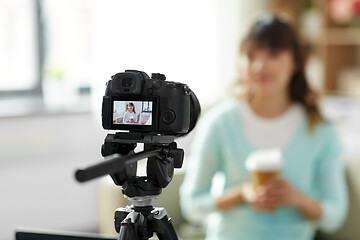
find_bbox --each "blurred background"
[1,0,360,239]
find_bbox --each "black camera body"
[102,70,199,136]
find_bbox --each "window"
[0,0,92,115]
[0,0,39,92]
[1,0,241,115]
[41,0,91,95]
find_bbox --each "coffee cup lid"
[245,148,283,172]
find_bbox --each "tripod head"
[75,132,184,198]
[75,132,184,240]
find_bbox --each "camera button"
[183,85,191,95]
[161,110,176,124]
[147,88,154,94]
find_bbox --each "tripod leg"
[153,214,178,240]
[118,223,138,240]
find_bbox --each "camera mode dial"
[151,73,166,81]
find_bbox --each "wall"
[0,112,106,240]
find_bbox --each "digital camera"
[102,70,200,136]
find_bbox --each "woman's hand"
[216,181,290,212]
[242,178,300,212]
[258,177,300,209]
[254,177,323,220]
[217,179,322,220]
[241,182,279,212]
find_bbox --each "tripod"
[75,132,183,240]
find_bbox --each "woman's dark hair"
[240,14,323,130]
[129,102,136,114]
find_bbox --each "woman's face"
[128,105,134,112]
[241,46,295,98]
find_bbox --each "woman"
[180,14,348,240]
[123,102,137,123]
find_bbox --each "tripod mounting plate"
[106,132,176,145]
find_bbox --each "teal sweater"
[180,100,348,240]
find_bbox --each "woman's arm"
[215,177,324,217]
[216,185,244,211]
[294,189,323,220]
[123,112,129,123]
[180,114,223,222]
[216,182,284,213]
[314,125,348,232]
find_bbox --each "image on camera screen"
[113,100,153,125]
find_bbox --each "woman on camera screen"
[180,14,348,240]
[123,102,137,123]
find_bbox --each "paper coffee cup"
[245,148,283,187]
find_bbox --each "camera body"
[102,70,198,135]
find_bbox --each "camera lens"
[122,78,133,87]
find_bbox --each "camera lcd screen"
[113,100,153,126]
